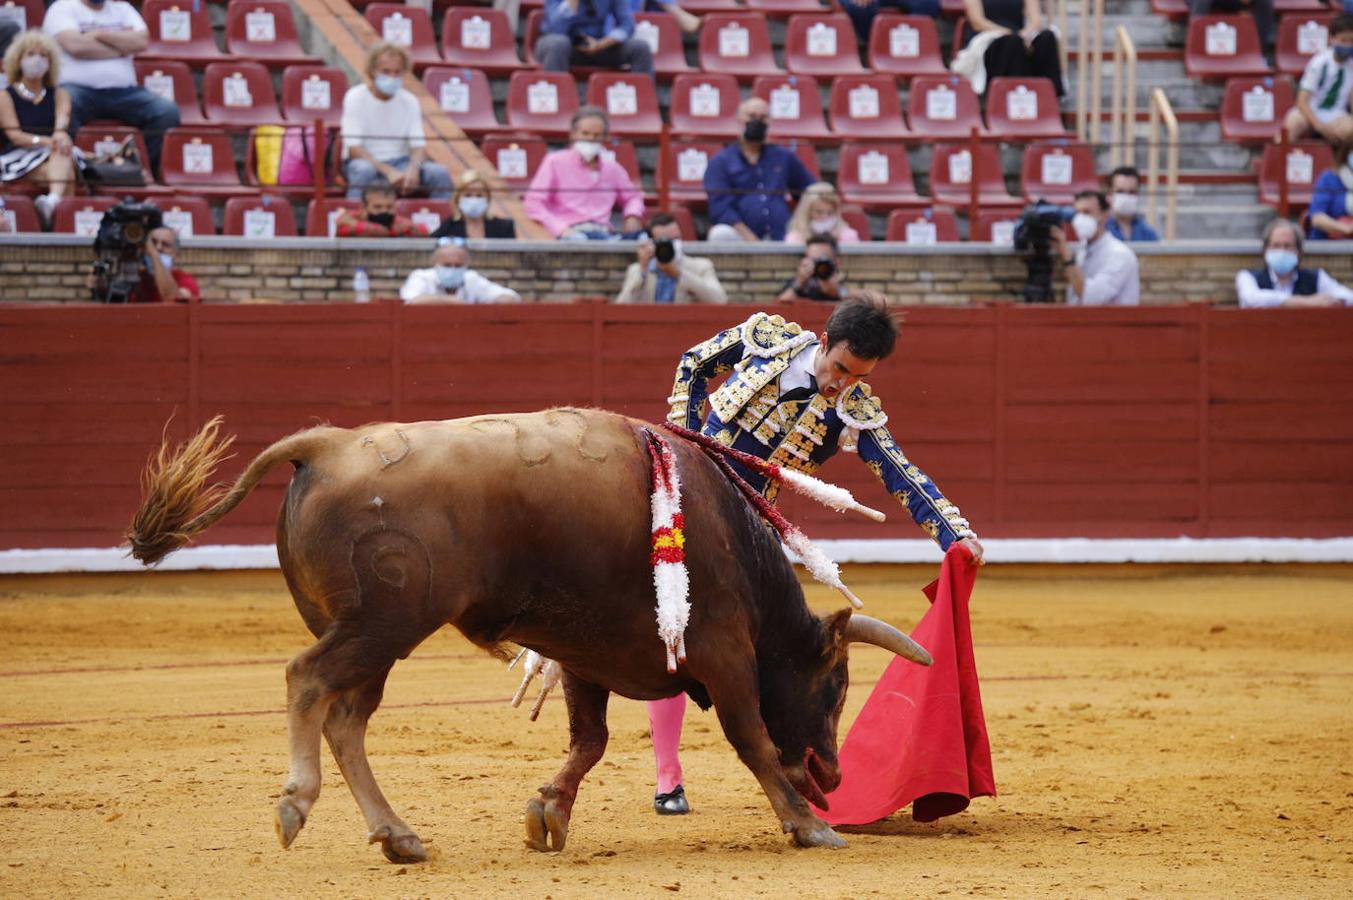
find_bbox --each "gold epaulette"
[740,312,817,359]
[835,383,889,430]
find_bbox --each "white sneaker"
[34,194,56,228]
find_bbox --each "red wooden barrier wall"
[2,303,1351,550]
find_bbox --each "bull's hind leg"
[323,671,427,863]
[524,672,609,852]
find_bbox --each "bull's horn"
[843,614,932,666]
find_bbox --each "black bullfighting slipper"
[654,785,690,815]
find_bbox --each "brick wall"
[2,236,1350,305]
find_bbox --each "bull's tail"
[126,416,326,565]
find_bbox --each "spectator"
[616,212,727,304]
[1104,166,1160,242]
[42,0,178,174]
[140,225,200,303]
[630,0,703,35]
[1052,190,1140,306]
[431,169,516,240]
[1283,14,1353,145]
[336,181,430,237]
[1308,139,1353,240]
[1189,0,1275,57]
[341,42,452,202]
[841,0,940,44]
[535,0,654,76]
[784,183,862,245]
[777,233,848,302]
[523,106,646,240]
[705,97,816,243]
[0,31,73,227]
[960,0,1064,97]
[400,240,521,303]
[1237,218,1353,306]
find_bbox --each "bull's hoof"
[523,793,570,852]
[792,819,848,849]
[274,796,307,849]
[369,824,428,863]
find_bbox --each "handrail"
[1146,88,1179,242]
[1109,25,1137,169]
[1074,0,1105,143]
[1075,0,1088,140]
[1089,0,1105,152]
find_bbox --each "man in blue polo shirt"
[704,97,816,242]
[1104,166,1160,242]
[535,0,654,75]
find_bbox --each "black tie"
[780,377,818,404]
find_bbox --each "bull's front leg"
[524,671,609,852]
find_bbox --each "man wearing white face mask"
[400,240,522,304]
[1236,218,1353,308]
[1052,190,1140,306]
[1104,167,1160,243]
[616,213,727,304]
[523,106,646,240]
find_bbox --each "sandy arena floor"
[1,564,1350,898]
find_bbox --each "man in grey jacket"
[615,213,727,304]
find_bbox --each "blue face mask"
[374,74,403,97]
[435,266,466,291]
[144,253,173,270]
[1334,45,1353,62]
[1264,249,1299,276]
[458,196,488,220]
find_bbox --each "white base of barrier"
[2,537,1352,574]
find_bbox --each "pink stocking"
[647,694,687,794]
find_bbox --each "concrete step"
[1060,12,1180,48]
[1069,59,1224,110]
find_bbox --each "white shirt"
[43,0,145,89]
[779,341,818,395]
[1299,49,1353,125]
[340,85,425,162]
[399,267,520,304]
[1067,231,1140,306]
[1235,267,1353,308]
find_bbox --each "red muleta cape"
[815,543,996,825]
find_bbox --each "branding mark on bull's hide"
[547,408,609,462]
[361,429,412,469]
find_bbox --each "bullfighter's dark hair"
[824,297,898,361]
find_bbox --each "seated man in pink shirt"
[523,106,646,241]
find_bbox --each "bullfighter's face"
[814,335,878,401]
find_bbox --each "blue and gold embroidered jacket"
[667,312,975,550]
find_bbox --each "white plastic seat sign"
[383,13,413,47]
[926,84,956,120]
[606,81,638,116]
[770,85,800,120]
[74,209,104,237]
[806,22,837,57]
[183,140,214,173]
[162,209,194,237]
[1040,151,1072,185]
[1285,150,1313,185]
[410,209,441,233]
[858,150,888,184]
[441,77,470,113]
[0,6,26,30]
[327,208,344,237]
[0,209,15,233]
[634,20,659,56]
[245,10,276,43]
[947,149,972,184]
[1242,85,1273,122]
[1296,20,1327,56]
[1205,22,1237,56]
[719,24,749,58]
[890,23,919,58]
[1006,84,1038,121]
[302,76,331,110]
[144,71,175,101]
[991,219,1016,246]
[160,8,191,42]
[461,15,491,49]
[677,147,708,182]
[690,84,720,117]
[497,145,527,179]
[243,209,277,238]
[848,85,880,119]
[94,137,125,157]
[527,80,559,115]
[905,220,937,245]
[223,73,253,107]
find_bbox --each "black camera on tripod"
[1012,200,1074,304]
[91,199,163,304]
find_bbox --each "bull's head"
[758,609,931,810]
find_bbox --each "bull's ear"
[821,608,854,657]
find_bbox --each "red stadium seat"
[678,0,743,11]
[0,0,42,31]
[601,139,647,198]
[970,208,1021,244]
[868,14,948,78]
[1276,14,1336,77]
[202,61,283,127]
[395,199,453,235]
[752,75,832,140]
[161,128,244,195]
[154,195,216,238]
[784,14,865,77]
[423,67,502,137]
[1019,142,1098,204]
[225,1,319,67]
[365,3,442,68]
[885,207,959,243]
[505,70,580,139]
[829,74,912,140]
[669,73,743,139]
[985,78,1070,140]
[440,8,527,75]
[837,142,927,211]
[243,125,338,194]
[223,194,299,237]
[52,197,118,237]
[907,75,987,140]
[480,135,549,190]
[1219,76,1296,143]
[1257,141,1335,208]
[839,204,872,241]
[1274,0,1329,11]
[305,198,364,237]
[929,142,1022,210]
[744,0,828,15]
[142,0,224,65]
[635,13,694,77]
[74,127,157,188]
[660,140,725,205]
[698,14,783,80]
[1150,0,1189,20]
[1184,16,1270,80]
[587,73,663,138]
[786,139,821,179]
[134,61,208,127]
[643,203,699,239]
[280,66,347,127]
[0,195,41,233]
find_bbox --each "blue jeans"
[62,83,179,175]
[344,156,452,200]
[841,0,941,42]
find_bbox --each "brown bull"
[128,408,930,861]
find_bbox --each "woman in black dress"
[0,31,74,227]
[963,0,1064,97]
[431,169,517,240]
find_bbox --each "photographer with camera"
[90,201,199,303]
[615,213,727,305]
[777,233,847,303]
[1052,190,1139,306]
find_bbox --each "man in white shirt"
[1236,218,1353,308]
[1052,190,1140,306]
[341,42,451,201]
[400,240,521,304]
[1282,14,1353,145]
[43,0,179,173]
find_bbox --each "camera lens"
[813,257,836,281]
[654,239,675,264]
